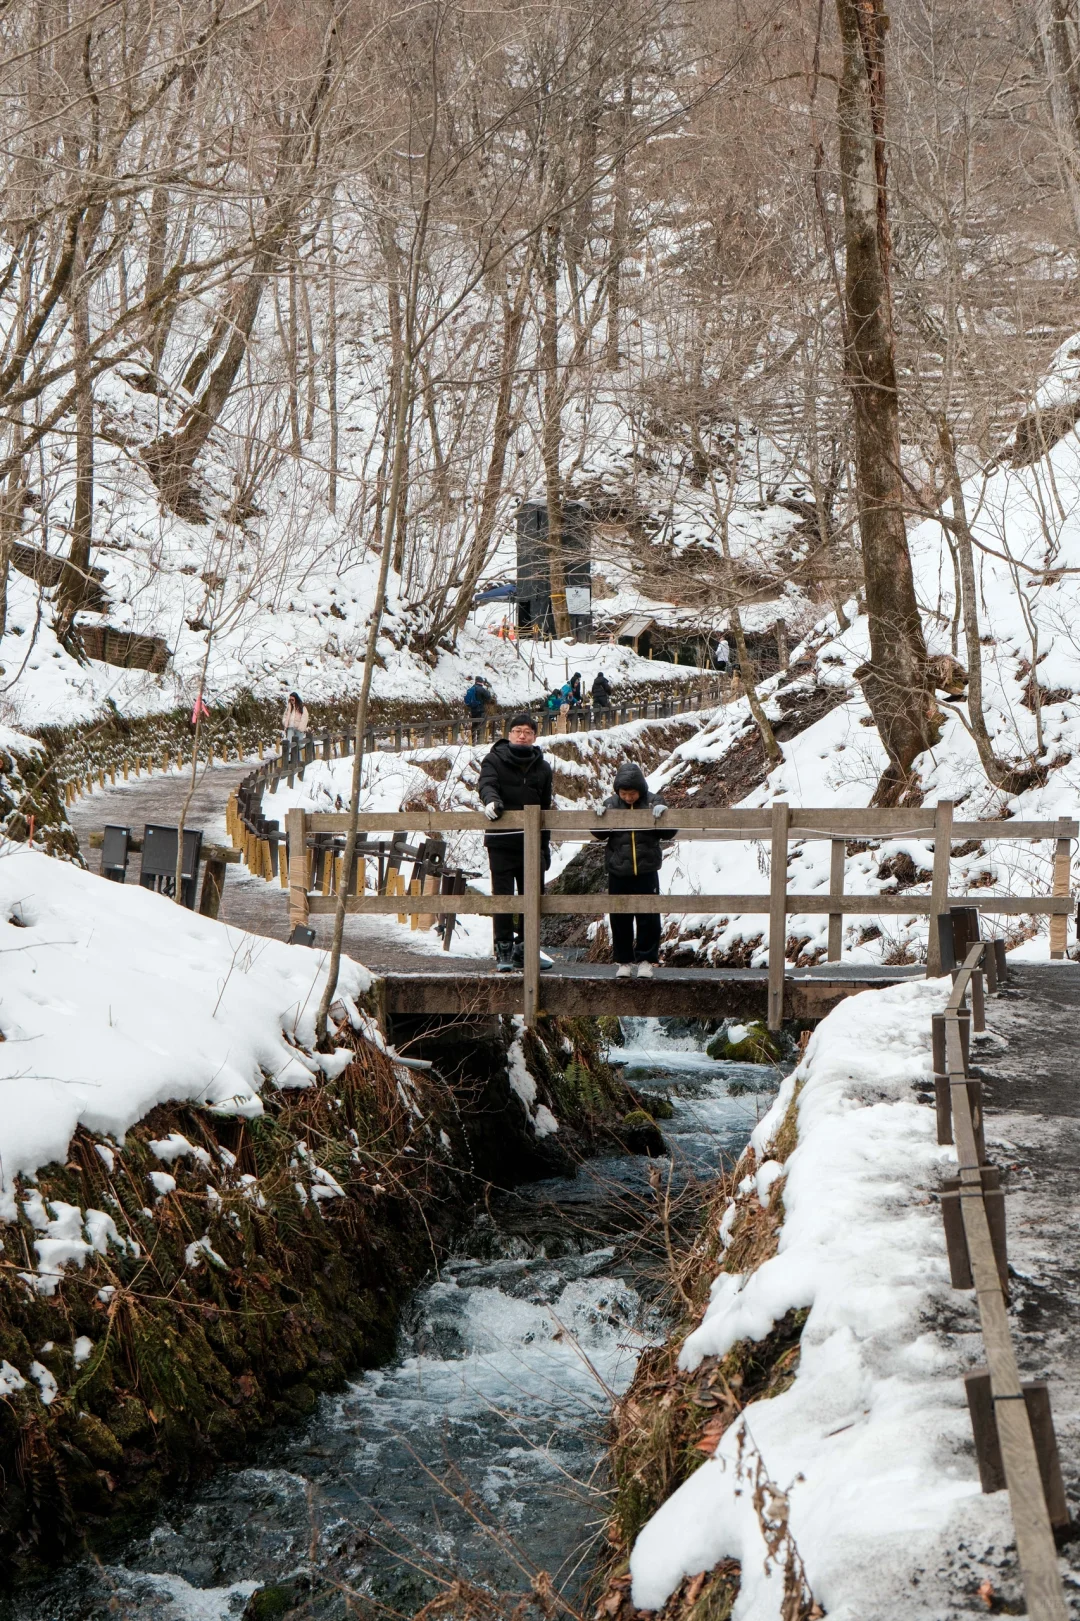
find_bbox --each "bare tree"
[834,0,939,803]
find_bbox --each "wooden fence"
[937,930,1069,1619]
[63,675,721,806]
[276,803,1075,1028]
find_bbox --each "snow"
[0,847,369,1255]
[629,978,1017,1620]
[30,1361,58,1405]
[0,1361,26,1397]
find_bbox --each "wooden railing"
[936,930,1068,1619]
[280,802,1075,1027]
[62,677,722,806]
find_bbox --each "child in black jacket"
[593,763,674,977]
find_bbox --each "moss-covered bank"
[0,733,79,858]
[0,1004,658,1588]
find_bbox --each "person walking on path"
[591,670,613,713]
[282,692,310,749]
[478,713,554,971]
[593,763,674,977]
[713,636,730,674]
[464,675,495,720]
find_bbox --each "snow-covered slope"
[0,847,369,1269]
[630,979,1016,1620]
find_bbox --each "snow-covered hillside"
[0,846,369,1264]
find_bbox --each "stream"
[9,1022,784,1621]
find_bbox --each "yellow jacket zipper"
[631,831,637,875]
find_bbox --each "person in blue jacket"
[464,676,494,719]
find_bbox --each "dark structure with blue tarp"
[515,501,592,636]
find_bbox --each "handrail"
[263,802,1075,1031]
[940,943,1068,1619]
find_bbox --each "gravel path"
[66,761,494,973]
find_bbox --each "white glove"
[651,802,666,820]
[483,800,503,822]
[594,802,608,817]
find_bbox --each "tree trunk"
[938,421,1040,793]
[147,256,274,511]
[605,73,632,370]
[56,234,94,636]
[326,192,339,514]
[731,605,782,765]
[835,0,939,804]
[144,14,340,512]
[1035,0,1080,240]
[539,220,571,637]
[440,270,530,641]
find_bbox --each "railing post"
[1049,817,1071,959]
[767,801,790,1031]
[827,837,845,961]
[926,799,954,976]
[286,809,310,934]
[523,805,542,1027]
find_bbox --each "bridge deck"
[378,961,926,1020]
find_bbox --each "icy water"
[11,1024,782,1621]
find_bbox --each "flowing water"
[10,1024,783,1621]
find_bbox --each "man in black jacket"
[477,714,554,971]
[593,763,674,977]
[591,670,613,713]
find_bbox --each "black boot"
[511,942,525,969]
[495,942,515,972]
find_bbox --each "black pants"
[609,871,661,963]
[488,842,545,946]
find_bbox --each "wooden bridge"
[282,803,1076,1028]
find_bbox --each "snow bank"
[629,978,1015,1620]
[0,847,370,1224]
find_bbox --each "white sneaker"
[637,961,656,977]
[615,964,634,979]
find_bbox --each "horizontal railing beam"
[303,808,1077,839]
[305,892,1073,917]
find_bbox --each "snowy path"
[977,964,1080,1594]
[66,764,493,973]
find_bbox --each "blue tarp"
[473,582,516,606]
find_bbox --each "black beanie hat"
[507,712,538,734]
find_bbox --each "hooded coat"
[593,764,674,877]
[477,737,554,853]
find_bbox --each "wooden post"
[418,872,439,930]
[1049,819,1071,959]
[964,1372,1069,1527]
[767,801,790,1031]
[523,804,542,1028]
[971,968,986,1033]
[926,799,954,976]
[198,857,227,919]
[827,838,845,961]
[286,809,310,934]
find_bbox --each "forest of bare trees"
[3,0,1080,797]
